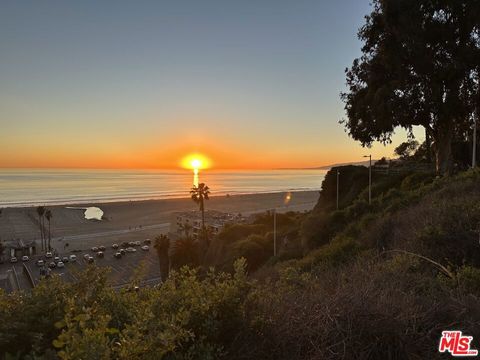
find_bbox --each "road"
[54,223,170,244]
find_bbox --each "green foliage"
[301,166,424,250]
[1,259,252,359]
[394,140,419,159]
[154,234,171,280]
[455,266,480,296]
[294,236,363,272]
[252,211,294,228]
[171,237,200,269]
[316,165,369,211]
[217,223,267,244]
[205,212,303,272]
[231,234,272,272]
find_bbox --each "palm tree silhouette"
[154,234,170,281]
[171,236,199,268]
[190,183,210,230]
[45,209,52,251]
[36,206,46,251]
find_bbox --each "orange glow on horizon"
[0,134,402,170]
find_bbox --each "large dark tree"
[342,0,480,175]
[154,234,170,281]
[171,236,199,269]
[45,209,52,251]
[36,206,46,251]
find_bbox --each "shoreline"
[0,188,321,209]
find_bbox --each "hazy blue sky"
[0,0,417,169]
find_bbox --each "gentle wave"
[0,169,325,207]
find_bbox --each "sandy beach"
[0,191,319,251]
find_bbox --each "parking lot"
[4,241,162,291]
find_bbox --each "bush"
[294,236,363,272]
[455,266,480,296]
[231,254,480,360]
[231,234,272,272]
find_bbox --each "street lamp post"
[273,192,292,256]
[273,208,277,256]
[336,170,340,210]
[363,155,372,205]
[473,112,477,168]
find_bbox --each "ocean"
[0,169,326,207]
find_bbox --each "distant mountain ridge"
[277,159,379,170]
[312,159,379,170]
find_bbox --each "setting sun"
[180,154,212,172]
[191,159,201,170]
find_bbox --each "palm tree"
[45,209,53,251]
[36,206,46,251]
[171,236,199,269]
[198,226,215,248]
[190,183,210,230]
[154,234,170,281]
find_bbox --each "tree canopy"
[342,0,480,175]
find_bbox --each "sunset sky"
[0,0,420,169]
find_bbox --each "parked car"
[10,257,18,263]
[121,242,129,248]
[22,255,30,262]
[69,254,77,262]
[48,262,56,269]
[87,257,94,264]
[62,256,69,263]
[126,247,136,253]
[36,259,45,267]
[134,241,141,246]
[141,245,149,251]
[119,249,126,255]
[114,252,122,259]
[57,261,65,268]
[91,247,99,252]
[83,254,91,260]
[99,245,106,251]
[112,243,119,249]
[96,251,104,258]
[45,252,53,258]
[54,256,60,263]
[128,241,135,247]
[143,239,151,245]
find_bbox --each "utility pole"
[273,208,277,256]
[363,155,372,205]
[473,111,477,168]
[336,170,340,210]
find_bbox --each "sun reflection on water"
[193,170,199,187]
